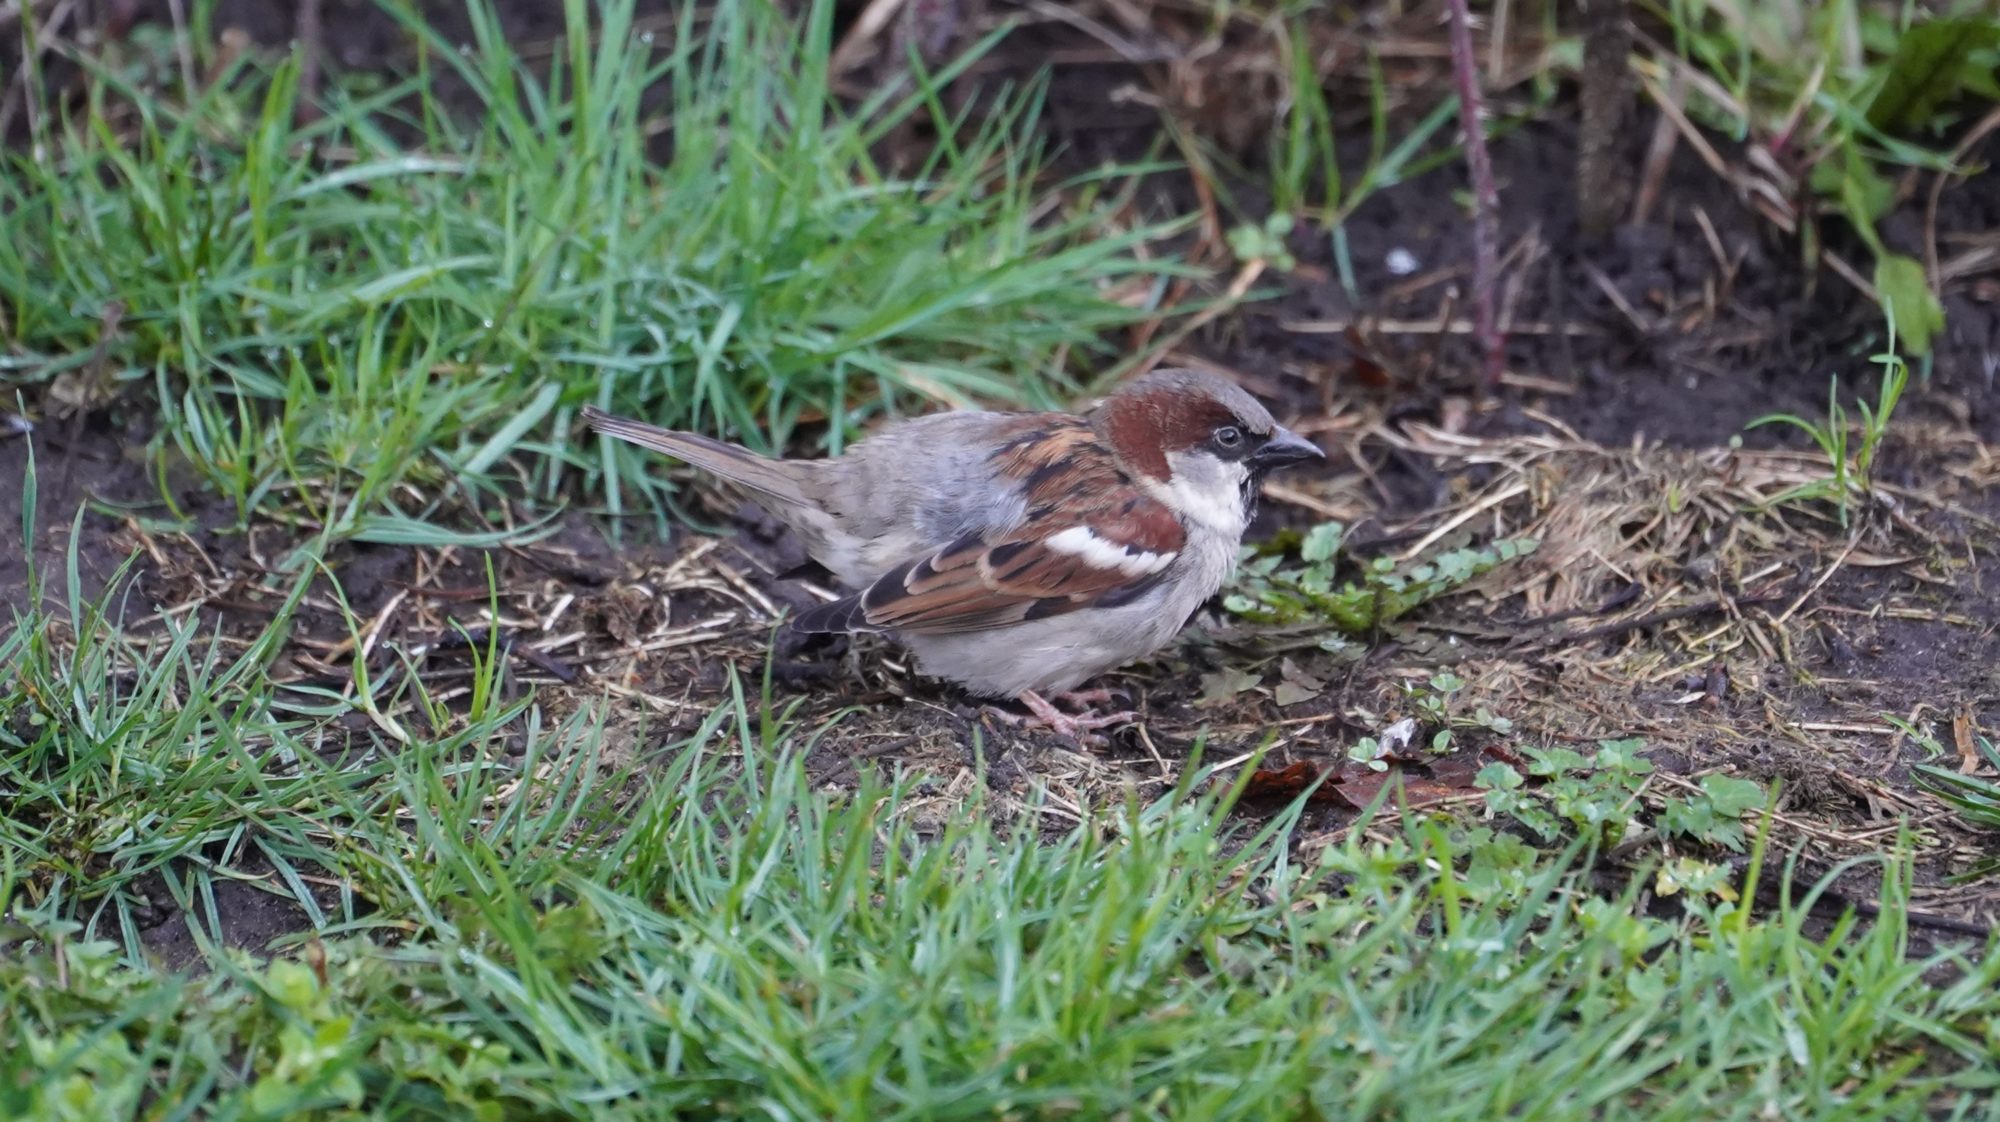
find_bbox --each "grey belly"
[900,581,1197,697]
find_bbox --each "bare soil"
[4,0,1998,959]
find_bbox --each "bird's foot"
[989,689,1137,746]
[1051,686,1128,710]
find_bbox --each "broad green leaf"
[1867,17,2000,134]
[1700,774,1769,818]
[1300,521,1345,563]
[1874,253,1946,356]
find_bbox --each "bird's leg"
[1005,689,1137,743]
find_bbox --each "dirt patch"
[979,6,2000,446]
[0,419,161,619]
[77,424,2000,937]
[1214,118,2000,449]
[131,865,348,972]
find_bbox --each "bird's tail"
[580,406,814,509]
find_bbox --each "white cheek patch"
[1044,526,1177,577]
[1155,455,1250,535]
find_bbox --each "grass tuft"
[1747,313,1912,526]
[6,710,1999,1117]
[0,0,1187,538]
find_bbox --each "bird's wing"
[791,433,1186,635]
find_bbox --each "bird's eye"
[1213,425,1244,451]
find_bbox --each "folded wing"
[792,497,1185,635]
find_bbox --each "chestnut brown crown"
[1091,368,1321,481]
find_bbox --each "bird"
[580,368,1324,740]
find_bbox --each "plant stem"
[1444,0,1504,389]
[1575,0,1634,239]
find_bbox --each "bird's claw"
[989,689,1137,746]
[1052,686,1128,709]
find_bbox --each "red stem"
[1443,0,1504,389]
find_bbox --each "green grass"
[4,456,1999,1117]
[0,0,1188,540]
[7,634,2000,1116]
[1748,314,1912,526]
[1188,2,1468,302]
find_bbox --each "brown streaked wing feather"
[790,429,1186,637]
[832,491,1184,636]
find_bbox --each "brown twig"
[164,0,198,111]
[1129,258,1267,379]
[295,0,324,125]
[1924,104,2000,294]
[1442,0,1504,389]
[829,0,911,77]
[1630,71,1682,227]
[425,626,580,685]
[1525,590,1789,652]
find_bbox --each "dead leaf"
[1279,657,1325,689]
[1274,657,1325,708]
[1198,667,1262,705]
[1955,706,1981,775]
[1238,758,1488,814]
[1427,753,1486,788]
[1274,681,1320,708]
[1342,325,1395,390]
[1395,778,1471,808]
[1329,767,1391,809]
[1240,760,1330,800]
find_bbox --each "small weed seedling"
[1372,671,1513,757]
[1748,317,1912,526]
[1476,737,1768,855]
[1226,519,1538,634]
[1909,727,2000,880]
[1198,4,1465,298]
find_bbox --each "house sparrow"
[581,369,1323,739]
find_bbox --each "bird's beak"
[1251,426,1324,471]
